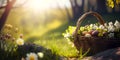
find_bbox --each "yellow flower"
[15,28,19,33]
[63,33,71,38]
[37,52,44,58]
[106,0,114,8]
[96,28,104,36]
[68,26,76,34]
[98,32,103,37]
[26,53,38,60]
[5,24,13,29]
[16,38,24,46]
[116,0,120,5]
[80,27,85,31]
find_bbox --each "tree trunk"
[97,0,107,13]
[0,0,16,31]
[70,0,84,21]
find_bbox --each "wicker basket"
[73,11,120,55]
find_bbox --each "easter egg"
[85,33,91,37]
[82,31,88,35]
[92,30,99,36]
[88,30,94,34]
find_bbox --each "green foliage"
[62,26,76,41]
[0,24,62,60]
[0,24,22,60]
[34,37,78,57]
[78,48,90,60]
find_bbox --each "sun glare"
[22,0,70,12]
[24,0,49,12]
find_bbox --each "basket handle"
[73,11,105,36]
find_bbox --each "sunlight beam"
[24,0,52,12]
[23,0,71,12]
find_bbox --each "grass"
[25,20,79,57]
[28,13,120,58]
[2,8,79,58]
[34,38,78,57]
[3,8,120,59]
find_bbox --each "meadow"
[1,7,120,59]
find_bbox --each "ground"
[3,10,120,59]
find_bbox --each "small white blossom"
[109,22,113,26]
[90,24,93,28]
[93,24,98,29]
[63,33,71,40]
[108,25,115,32]
[16,38,24,46]
[37,52,44,58]
[104,23,108,27]
[108,22,115,32]
[99,25,105,29]
[114,20,120,29]
[26,53,38,60]
[108,33,114,38]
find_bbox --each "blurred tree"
[56,0,72,21]
[0,0,119,31]
[0,0,16,31]
[64,0,106,22]
[69,0,84,21]
[66,0,120,22]
[97,0,107,13]
[0,0,27,31]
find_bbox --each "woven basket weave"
[73,11,120,55]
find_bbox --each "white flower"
[108,33,114,38]
[63,33,71,40]
[93,24,98,29]
[16,38,24,45]
[108,25,115,32]
[26,53,38,60]
[90,24,93,28]
[99,25,105,29]
[37,52,44,58]
[109,22,113,26]
[104,23,108,27]
[108,22,115,32]
[114,20,120,29]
